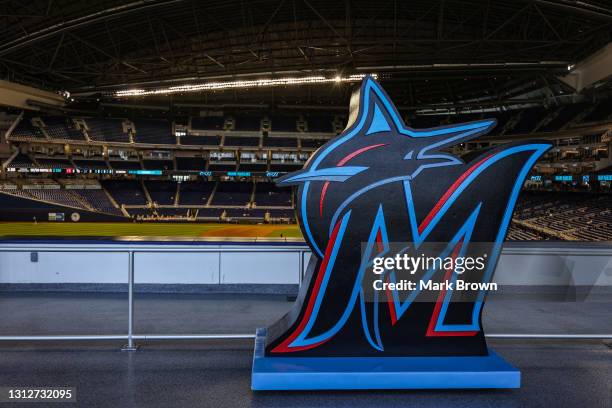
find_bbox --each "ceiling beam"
[0,0,187,56]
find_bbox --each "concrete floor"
[0,340,609,407]
[0,291,610,335]
[0,293,610,407]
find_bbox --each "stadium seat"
[191,116,225,131]
[224,136,260,147]
[178,181,215,205]
[133,119,176,144]
[253,183,292,207]
[211,182,253,206]
[41,116,85,140]
[101,180,147,205]
[10,118,46,139]
[145,181,176,205]
[86,118,130,143]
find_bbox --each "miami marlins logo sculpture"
[254,77,550,388]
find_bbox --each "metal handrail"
[0,246,610,346]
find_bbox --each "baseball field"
[0,222,304,239]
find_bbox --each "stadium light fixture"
[115,74,377,97]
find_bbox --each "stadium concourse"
[0,1,611,407]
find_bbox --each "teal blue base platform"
[251,328,520,390]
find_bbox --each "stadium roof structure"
[0,0,611,110]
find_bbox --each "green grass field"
[0,222,304,239]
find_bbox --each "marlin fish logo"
[265,77,551,357]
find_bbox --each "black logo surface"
[265,77,551,357]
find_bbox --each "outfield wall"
[0,240,610,292]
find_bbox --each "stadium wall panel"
[0,242,308,291]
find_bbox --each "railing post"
[122,250,138,351]
[298,250,304,283]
